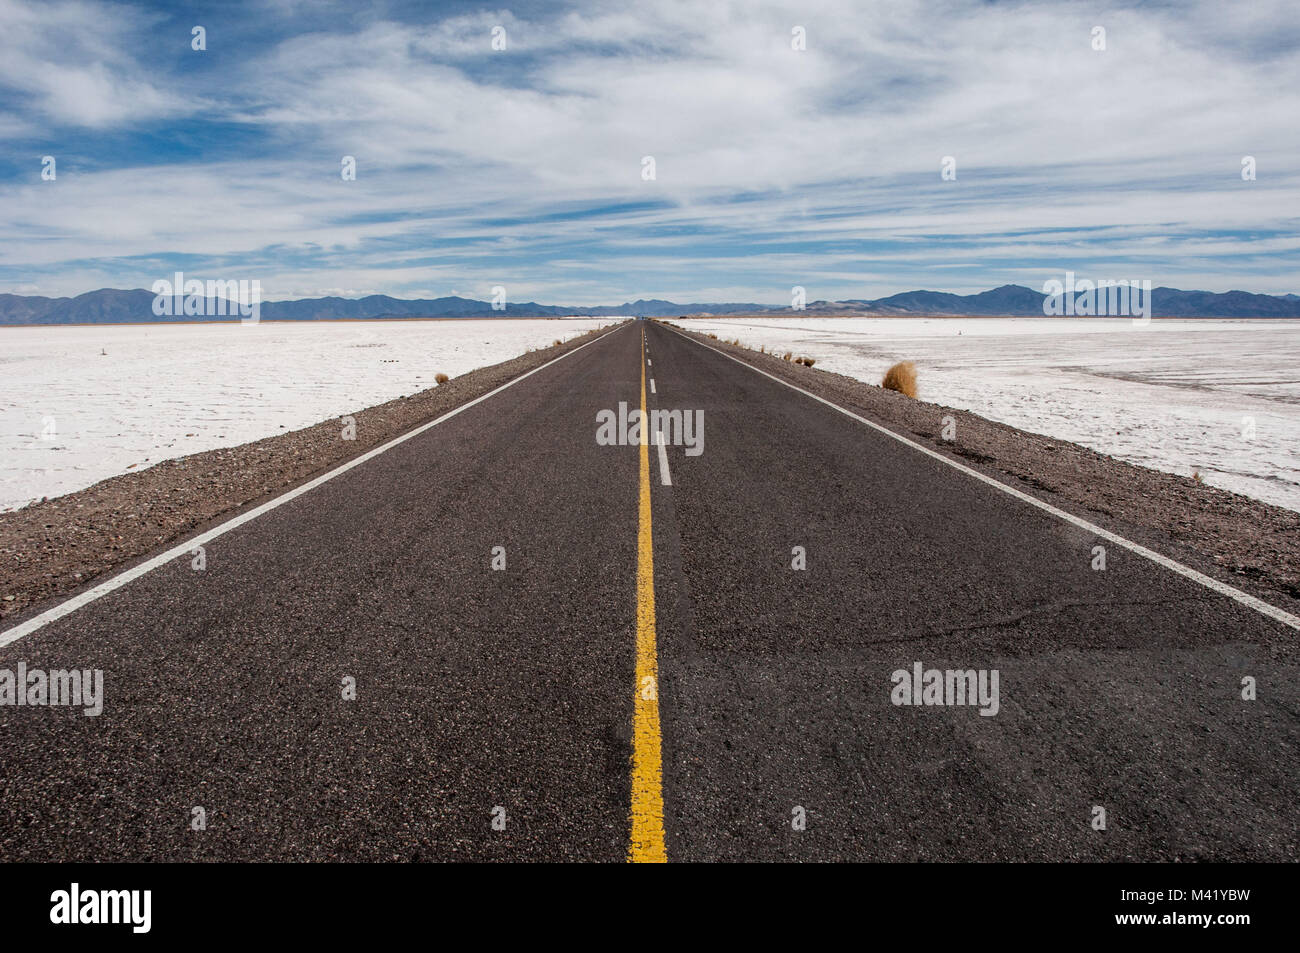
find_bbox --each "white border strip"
[666,325,1300,632]
[0,323,629,648]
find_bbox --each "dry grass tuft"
[435,372,450,385]
[552,339,562,346]
[881,361,917,397]
[782,352,793,361]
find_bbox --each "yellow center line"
[630,325,667,863]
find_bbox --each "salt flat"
[0,318,620,511]
[683,317,1300,512]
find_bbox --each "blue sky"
[1,0,1298,304]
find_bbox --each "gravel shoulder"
[666,323,1300,621]
[0,323,623,624]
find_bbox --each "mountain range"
[2,285,1299,324]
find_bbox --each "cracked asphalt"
[0,320,1295,861]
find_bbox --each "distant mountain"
[866,284,1049,315]
[1143,288,1300,317]
[2,285,1298,324]
[260,295,570,319]
[822,285,1300,318]
[46,289,159,323]
[0,293,62,323]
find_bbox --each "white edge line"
[665,324,1300,632]
[655,431,672,486]
[0,322,631,648]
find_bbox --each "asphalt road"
[1,320,1296,862]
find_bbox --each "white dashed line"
[655,431,672,486]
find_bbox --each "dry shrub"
[552,339,562,346]
[782,352,793,361]
[881,361,917,397]
[435,372,450,385]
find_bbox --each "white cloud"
[0,0,193,126]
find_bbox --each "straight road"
[1,320,1296,861]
